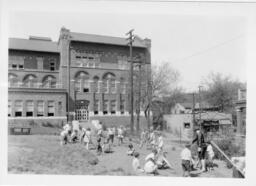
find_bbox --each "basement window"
[12,64,17,69]
[83,88,89,93]
[184,122,191,129]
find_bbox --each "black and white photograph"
[1,0,256,185]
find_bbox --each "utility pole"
[136,62,142,133]
[192,93,196,131]
[126,29,135,133]
[67,41,71,122]
[198,85,203,130]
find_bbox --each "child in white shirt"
[132,152,144,174]
[83,128,91,150]
[206,141,215,171]
[144,149,158,174]
[181,143,193,177]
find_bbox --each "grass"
[8,135,99,175]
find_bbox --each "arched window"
[93,76,99,93]
[120,77,126,94]
[8,73,18,87]
[42,75,57,88]
[102,72,116,93]
[23,74,37,88]
[74,71,90,92]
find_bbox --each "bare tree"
[133,62,181,130]
[202,72,246,113]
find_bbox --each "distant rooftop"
[69,31,148,48]
[9,37,59,53]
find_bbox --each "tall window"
[42,75,57,88]
[94,100,99,115]
[26,100,34,117]
[93,76,99,93]
[102,73,115,93]
[8,74,18,87]
[8,100,11,117]
[23,74,37,88]
[83,80,90,93]
[14,100,22,117]
[120,100,125,114]
[110,100,116,114]
[102,79,108,93]
[48,101,55,116]
[120,78,126,94]
[110,79,116,93]
[37,101,44,117]
[103,100,108,115]
[74,71,90,93]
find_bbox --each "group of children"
[60,121,126,155]
[126,129,173,175]
[61,122,216,177]
[139,129,164,153]
[130,147,173,175]
[180,141,215,177]
[60,122,93,150]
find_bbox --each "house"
[164,111,232,141]
[235,89,246,135]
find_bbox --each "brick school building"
[8,27,151,128]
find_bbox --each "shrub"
[42,122,55,128]
[28,120,37,127]
[213,137,245,168]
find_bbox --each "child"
[132,152,144,174]
[108,127,115,145]
[139,130,146,149]
[181,143,193,177]
[156,151,173,169]
[157,132,164,153]
[96,137,103,155]
[83,128,91,150]
[206,141,215,171]
[144,149,158,175]
[127,143,135,156]
[149,130,157,149]
[70,130,79,143]
[117,127,124,145]
[60,129,69,145]
[60,123,71,145]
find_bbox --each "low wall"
[8,117,67,135]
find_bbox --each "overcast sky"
[7,1,249,92]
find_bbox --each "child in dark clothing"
[127,143,135,156]
[96,137,103,155]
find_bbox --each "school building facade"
[8,27,151,126]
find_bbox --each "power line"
[170,33,245,63]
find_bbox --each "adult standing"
[192,129,207,172]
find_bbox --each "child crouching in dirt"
[144,149,158,175]
[127,143,135,156]
[132,152,145,174]
[156,151,173,170]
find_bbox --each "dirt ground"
[8,133,232,177]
